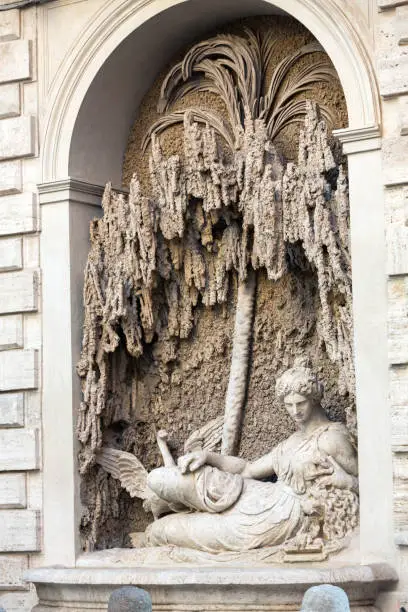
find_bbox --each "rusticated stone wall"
[0,6,41,612]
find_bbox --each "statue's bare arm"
[178,449,276,479]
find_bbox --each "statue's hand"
[178,450,208,474]
[318,456,353,490]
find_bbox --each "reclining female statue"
[144,364,359,554]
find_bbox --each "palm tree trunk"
[221,269,256,455]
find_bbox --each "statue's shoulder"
[318,420,356,454]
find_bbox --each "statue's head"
[276,361,324,426]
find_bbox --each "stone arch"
[41,0,380,186]
[38,0,393,569]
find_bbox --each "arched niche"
[38,0,394,575]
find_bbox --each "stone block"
[397,6,408,44]
[391,405,408,445]
[0,314,23,350]
[0,554,28,590]
[0,392,24,427]
[0,83,19,119]
[0,40,30,84]
[387,225,408,274]
[0,115,35,160]
[394,452,408,530]
[0,509,40,551]
[389,316,408,364]
[0,270,38,314]
[0,473,26,508]
[0,349,38,390]
[0,160,21,195]
[0,9,20,42]
[383,136,408,184]
[0,192,37,234]
[0,237,22,271]
[390,363,408,404]
[379,52,408,98]
[0,428,39,470]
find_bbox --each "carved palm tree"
[144,30,335,150]
[143,29,337,455]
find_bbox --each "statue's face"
[283,392,313,425]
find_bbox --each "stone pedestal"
[26,562,397,612]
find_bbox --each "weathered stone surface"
[400,98,408,136]
[388,317,408,364]
[0,509,40,551]
[0,392,24,427]
[0,83,20,119]
[0,160,22,195]
[108,587,152,612]
[0,40,30,84]
[0,429,39,470]
[0,237,22,272]
[0,115,35,160]
[301,585,350,611]
[0,192,37,234]
[391,405,408,446]
[0,554,28,590]
[0,9,20,42]
[387,225,408,275]
[0,349,38,390]
[0,314,23,350]
[379,0,408,9]
[393,452,408,530]
[397,5,408,44]
[0,473,26,508]
[0,270,38,314]
[383,136,408,185]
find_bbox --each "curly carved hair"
[275,363,323,402]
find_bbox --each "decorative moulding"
[334,125,382,154]
[38,178,104,207]
[41,0,380,181]
[38,178,128,207]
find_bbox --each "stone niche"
[29,13,397,612]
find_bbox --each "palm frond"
[142,109,236,152]
[149,30,339,153]
[269,99,335,141]
[157,31,264,136]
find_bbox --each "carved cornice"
[38,178,104,207]
[38,178,129,206]
[334,125,382,154]
[41,0,381,181]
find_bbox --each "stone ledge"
[25,563,397,612]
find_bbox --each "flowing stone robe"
[146,422,356,552]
